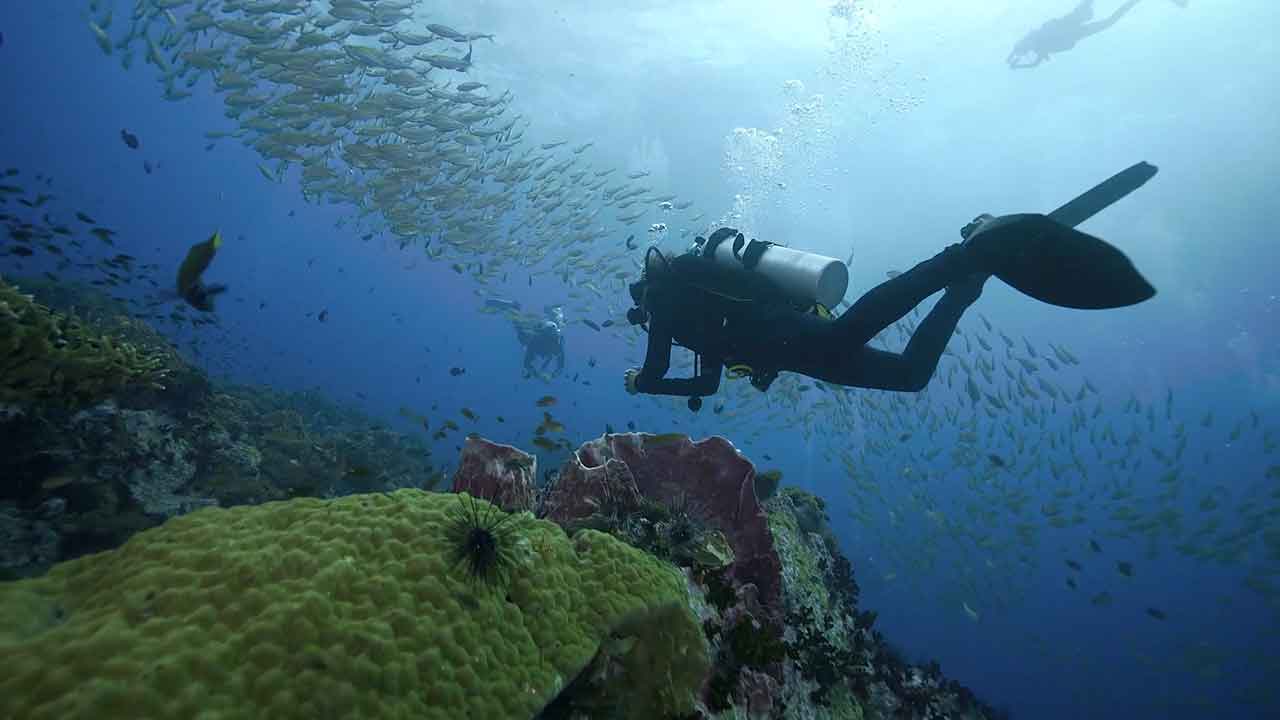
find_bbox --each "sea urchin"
[445,493,520,585]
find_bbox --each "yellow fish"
[176,231,227,311]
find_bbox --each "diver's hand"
[624,368,640,395]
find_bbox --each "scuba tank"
[700,228,848,310]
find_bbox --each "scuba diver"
[514,304,566,379]
[622,162,1160,409]
[1007,0,1150,69]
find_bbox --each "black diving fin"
[977,162,1159,310]
[1049,161,1158,228]
[975,214,1156,310]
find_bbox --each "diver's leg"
[523,346,537,377]
[823,282,982,392]
[1079,0,1141,37]
[1065,0,1096,24]
[834,244,979,347]
[894,278,984,389]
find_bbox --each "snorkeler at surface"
[1006,0,1169,69]
[622,163,1160,410]
[514,305,566,379]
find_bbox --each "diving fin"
[1049,161,1158,229]
[974,213,1156,310]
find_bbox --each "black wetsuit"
[1007,0,1143,68]
[635,243,983,397]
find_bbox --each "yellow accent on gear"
[0,490,709,720]
[726,363,754,379]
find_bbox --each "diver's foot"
[959,214,1039,274]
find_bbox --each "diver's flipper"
[974,213,1155,309]
[1049,161,1158,229]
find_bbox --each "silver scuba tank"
[701,229,849,309]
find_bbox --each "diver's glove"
[624,368,640,395]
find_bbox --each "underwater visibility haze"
[1,1,1278,718]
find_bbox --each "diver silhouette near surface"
[514,305,566,379]
[622,163,1160,410]
[1006,0,1186,69]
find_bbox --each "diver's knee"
[903,370,933,393]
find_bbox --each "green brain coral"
[0,275,167,406]
[0,490,709,720]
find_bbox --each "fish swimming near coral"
[176,231,228,312]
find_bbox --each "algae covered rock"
[0,276,167,407]
[0,489,710,720]
[676,528,735,570]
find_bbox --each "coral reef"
[762,487,997,720]
[0,490,710,720]
[0,277,442,577]
[451,436,537,512]
[0,382,440,577]
[551,433,785,623]
[0,275,168,407]
[0,501,62,574]
[0,276,1002,718]
[457,432,1000,719]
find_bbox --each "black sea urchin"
[445,494,519,585]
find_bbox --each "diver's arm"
[637,356,723,397]
[634,316,674,390]
[633,315,722,397]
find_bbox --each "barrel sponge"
[0,490,709,720]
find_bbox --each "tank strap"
[739,239,777,270]
[701,226,742,259]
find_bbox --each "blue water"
[2,2,1278,718]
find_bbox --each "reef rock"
[0,491,710,720]
[676,528,735,570]
[554,433,783,620]
[539,446,643,523]
[450,436,537,512]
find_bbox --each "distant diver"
[176,231,228,312]
[622,162,1159,411]
[514,304,566,379]
[1007,0,1158,69]
[483,296,522,313]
